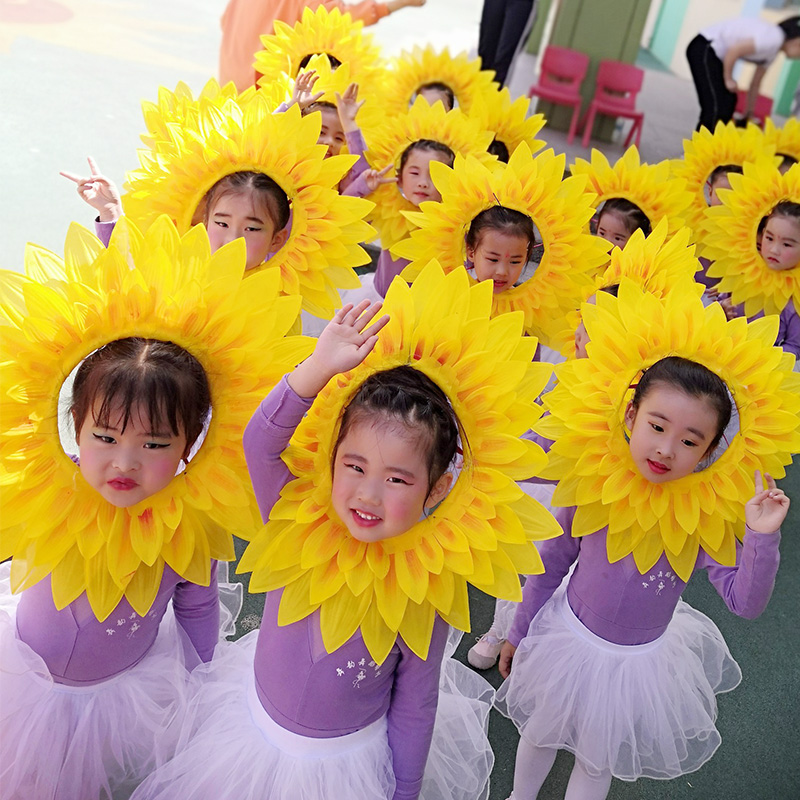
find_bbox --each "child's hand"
[718,296,742,321]
[291,69,324,110]
[363,165,397,194]
[745,471,790,533]
[725,77,738,94]
[335,83,364,133]
[288,300,390,397]
[60,157,122,222]
[498,641,516,679]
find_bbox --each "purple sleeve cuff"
[339,129,370,191]
[95,218,116,248]
[341,171,372,198]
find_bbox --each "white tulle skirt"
[132,626,494,800]
[0,562,242,800]
[495,589,742,781]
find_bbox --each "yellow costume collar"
[764,117,800,163]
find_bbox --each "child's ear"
[624,401,637,432]
[465,244,475,261]
[425,472,454,509]
[271,228,289,252]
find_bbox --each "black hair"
[466,205,536,261]
[334,366,461,496]
[597,197,651,237]
[708,163,743,186]
[778,153,798,173]
[298,53,343,70]
[598,283,619,297]
[417,81,455,110]
[203,171,290,232]
[778,15,800,42]
[488,138,510,163]
[630,356,732,452]
[71,338,211,456]
[398,139,455,174]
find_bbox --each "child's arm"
[60,157,122,223]
[283,69,324,112]
[172,561,221,663]
[335,83,373,191]
[701,471,788,619]
[341,165,396,198]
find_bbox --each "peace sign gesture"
[363,165,397,194]
[745,471,790,533]
[60,157,122,222]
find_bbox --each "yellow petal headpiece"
[382,45,499,117]
[238,261,562,663]
[394,144,606,351]
[254,6,384,95]
[122,100,374,318]
[538,280,800,581]
[764,117,800,163]
[471,87,546,157]
[670,121,779,240]
[700,159,800,317]
[0,218,314,620]
[365,97,496,248]
[571,147,692,241]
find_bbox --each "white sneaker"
[467,630,504,669]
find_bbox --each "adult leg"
[491,0,535,85]
[564,758,613,800]
[478,0,508,74]
[511,739,558,800]
[686,34,736,131]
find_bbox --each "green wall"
[649,0,689,68]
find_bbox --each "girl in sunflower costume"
[0,219,312,798]
[131,264,561,800]
[496,281,799,799]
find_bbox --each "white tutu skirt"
[495,590,742,781]
[132,627,494,800]
[0,562,243,800]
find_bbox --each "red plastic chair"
[528,46,590,145]
[581,59,645,148]
[735,90,773,127]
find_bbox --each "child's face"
[624,385,719,483]
[574,295,596,358]
[761,216,800,271]
[399,150,450,206]
[707,174,732,207]
[417,86,454,111]
[317,106,346,158]
[468,230,529,293]
[206,192,287,270]
[595,210,632,250]
[77,403,187,508]
[331,420,451,542]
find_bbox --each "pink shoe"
[467,630,504,669]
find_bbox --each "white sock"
[512,740,558,800]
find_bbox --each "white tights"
[512,740,613,800]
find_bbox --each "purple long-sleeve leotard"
[15,563,221,686]
[508,505,780,648]
[243,376,449,800]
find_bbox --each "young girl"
[594,197,651,250]
[62,159,290,270]
[130,298,502,800]
[0,337,226,800]
[496,355,789,800]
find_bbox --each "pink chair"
[528,46,590,145]
[581,59,645,148]
[735,90,773,127]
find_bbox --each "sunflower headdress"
[0,218,314,620]
[365,97,496,248]
[382,45,499,117]
[394,144,606,350]
[254,6,384,96]
[764,117,800,163]
[700,159,800,317]
[471,87,546,158]
[571,147,692,241]
[537,280,800,580]
[670,121,778,239]
[238,261,563,663]
[122,100,374,318]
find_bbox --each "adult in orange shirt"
[220,0,427,91]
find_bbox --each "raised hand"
[291,69,324,110]
[745,471,790,533]
[288,300,390,397]
[60,157,122,222]
[335,83,365,133]
[363,165,397,194]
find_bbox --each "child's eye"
[93,433,115,444]
[681,439,699,448]
[144,442,171,450]
[214,220,229,228]
[245,226,263,232]
[387,477,409,485]
[649,423,664,432]
[346,463,364,473]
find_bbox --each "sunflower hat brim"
[700,159,800,317]
[364,97,497,248]
[382,44,499,117]
[670,121,779,239]
[254,5,384,95]
[238,261,563,664]
[537,279,800,581]
[393,143,607,351]
[122,99,375,319]
[0,217,315,621]
[571,147,692,241]
[471,87,546,157]
[764,117,800,163]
